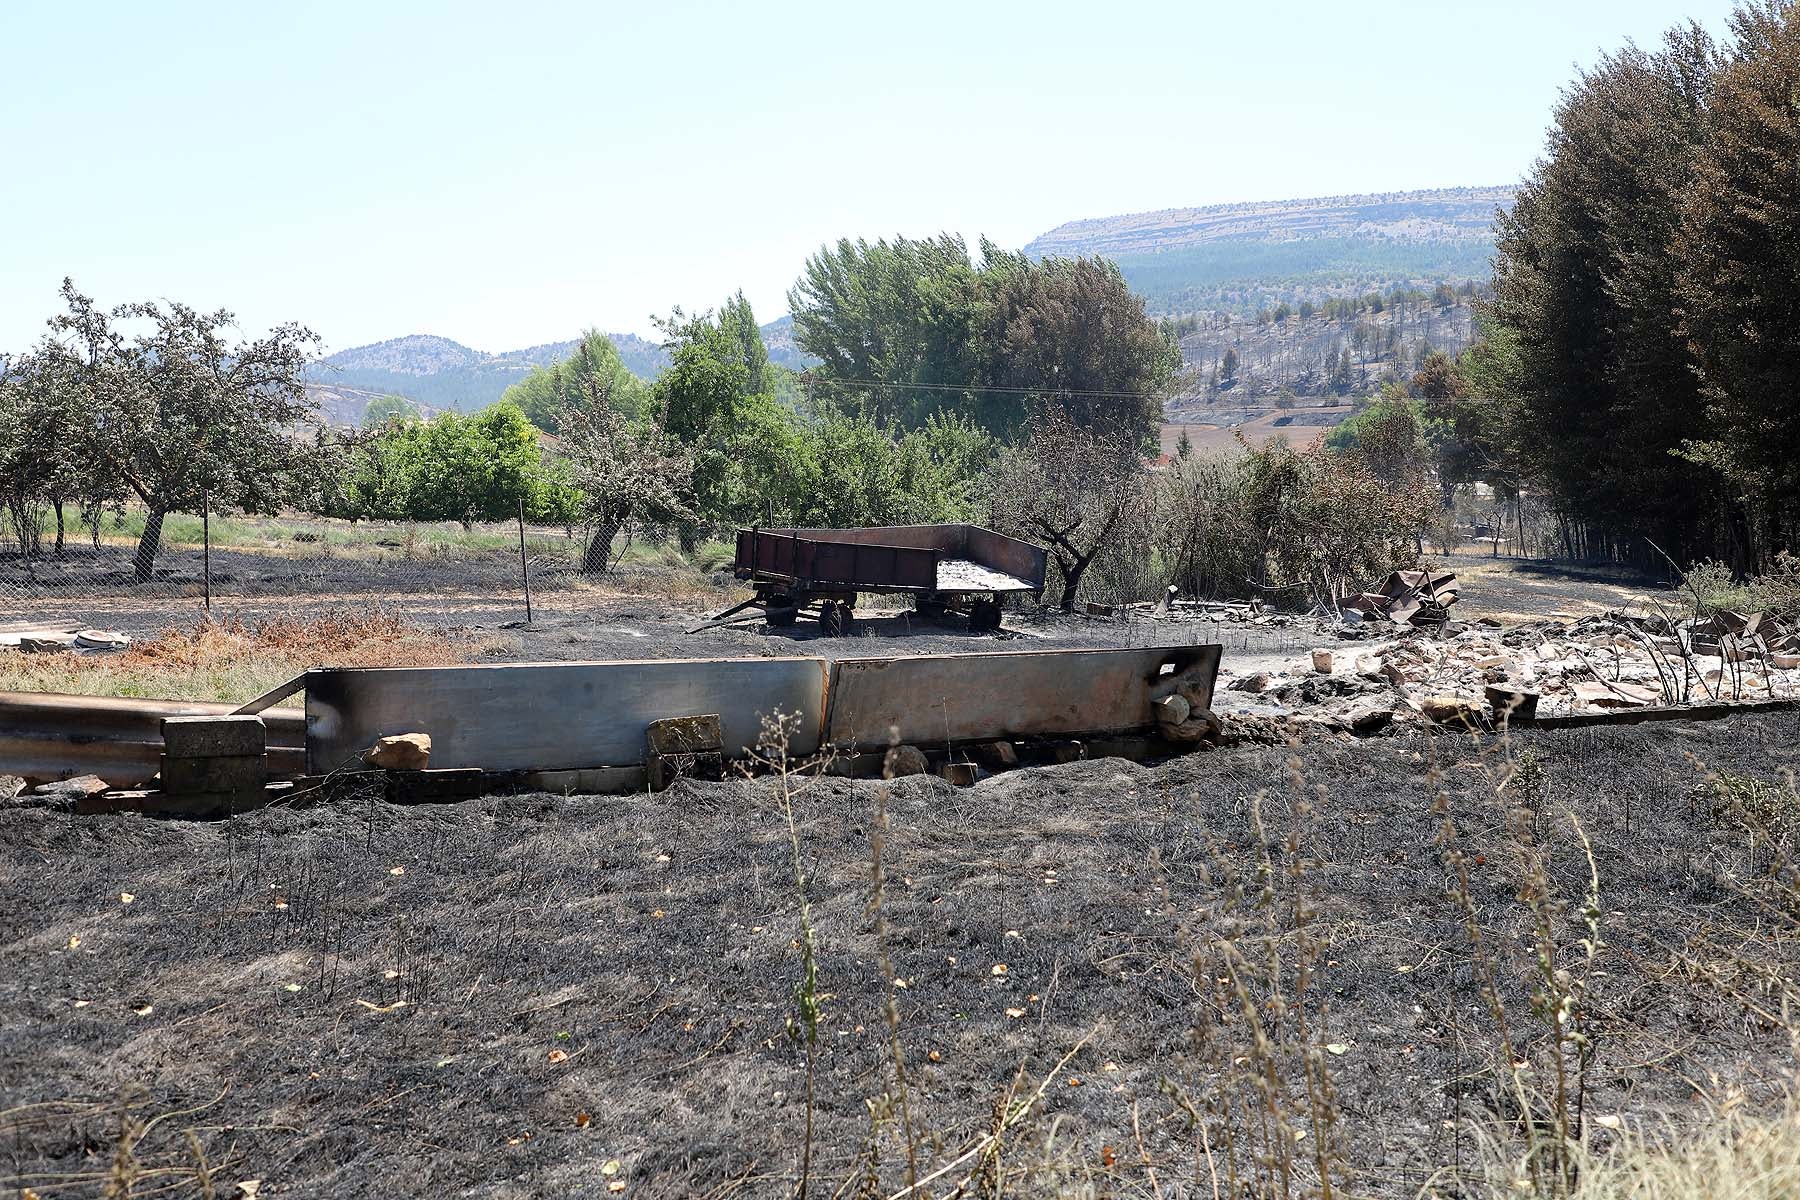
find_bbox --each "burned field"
[4,711,1799,1197]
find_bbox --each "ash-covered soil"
[4,712,1797,1197]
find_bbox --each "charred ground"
[3,708,1797,1197]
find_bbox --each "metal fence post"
[203,490,212,614]
[517,498,533,624]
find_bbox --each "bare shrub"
[987,405,1151,610]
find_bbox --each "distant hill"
[307,321,810,419]
[1025,186,1513,316]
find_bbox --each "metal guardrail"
[0,692,304,786]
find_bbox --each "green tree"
[500,331,647,433]
[362,394,417,426]
[788,234,1177,442]
[1489,22,1721,562]
[1676,1,1800,560]
[978,248,1180,443]
[554,380,694,573]
[788,234,984,427]
[45,279,320,580]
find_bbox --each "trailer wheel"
[968,600,1002,632]
[765,595,799,627]
[818,601,851,637]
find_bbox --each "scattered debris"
[0,624,131,654]
[1218,604,1800,733]
[1341,569,1459,627]
[0,774,25,802]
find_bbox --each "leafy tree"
[44,280,320,580]
[0,350,107,559]
[362,394,417,426]
[978,248,1180,443]
[789,234,1177,442]
[553,381,694,573]
[1676,1,1800,557]
[788,234,984,427]
[500,331,647,433]
[1489,23,1720,563]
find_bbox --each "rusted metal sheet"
[735,524,1046,596]
[739,529,939,590]
[0,691,303,785]
[304,657,831,775]
[823,644,1221,750]
[964,526,1047,590]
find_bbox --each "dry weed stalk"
[745,709,835,1200]
[866,730,921,1192]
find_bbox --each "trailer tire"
[968,600,1002,632]
[818,601,850,637]
[766,598,799,627]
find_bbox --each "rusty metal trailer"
[697,524,1048,635]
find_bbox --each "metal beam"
[304,658,832,775]
[824,645,1221,751]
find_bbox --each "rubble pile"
[1215,608,1800,734]
[1340,568,1460,627]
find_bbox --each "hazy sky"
[2,0,1740,355]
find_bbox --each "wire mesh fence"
[0,509,649,630]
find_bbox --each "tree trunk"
[134,506,166,583]
[53,499,65,555]
[582,519,622,574]
[1057,553,1094,611]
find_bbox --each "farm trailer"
[698,524,1049,635]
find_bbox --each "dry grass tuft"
[1473,1096,1800,1198]
[0,609,478,703]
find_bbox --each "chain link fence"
[0,509,686,634]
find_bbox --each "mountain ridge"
[1026,185,1514,316]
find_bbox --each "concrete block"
[647,715,724,791]
[646,714,722,756]
[160,753,267,795]
[162,715,266,759]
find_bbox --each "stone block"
[162,715,266,759]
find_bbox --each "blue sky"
[1,0,1740,355]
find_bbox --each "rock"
[1419,696,1483,727]
[1154,694,1192,727]
[1311,649,1334,674]
[32,774,109,798]
[1228,672,1271,694]
[1163,708,1222,743]
[1571,681,1660,709]
[1347,707,1395,735]
[1484,685,1540,724]
[362,733,432,771]
[0,775,25,803]
[883,744,929,778]
[938,761,979,787]
[974,740,1018,768]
